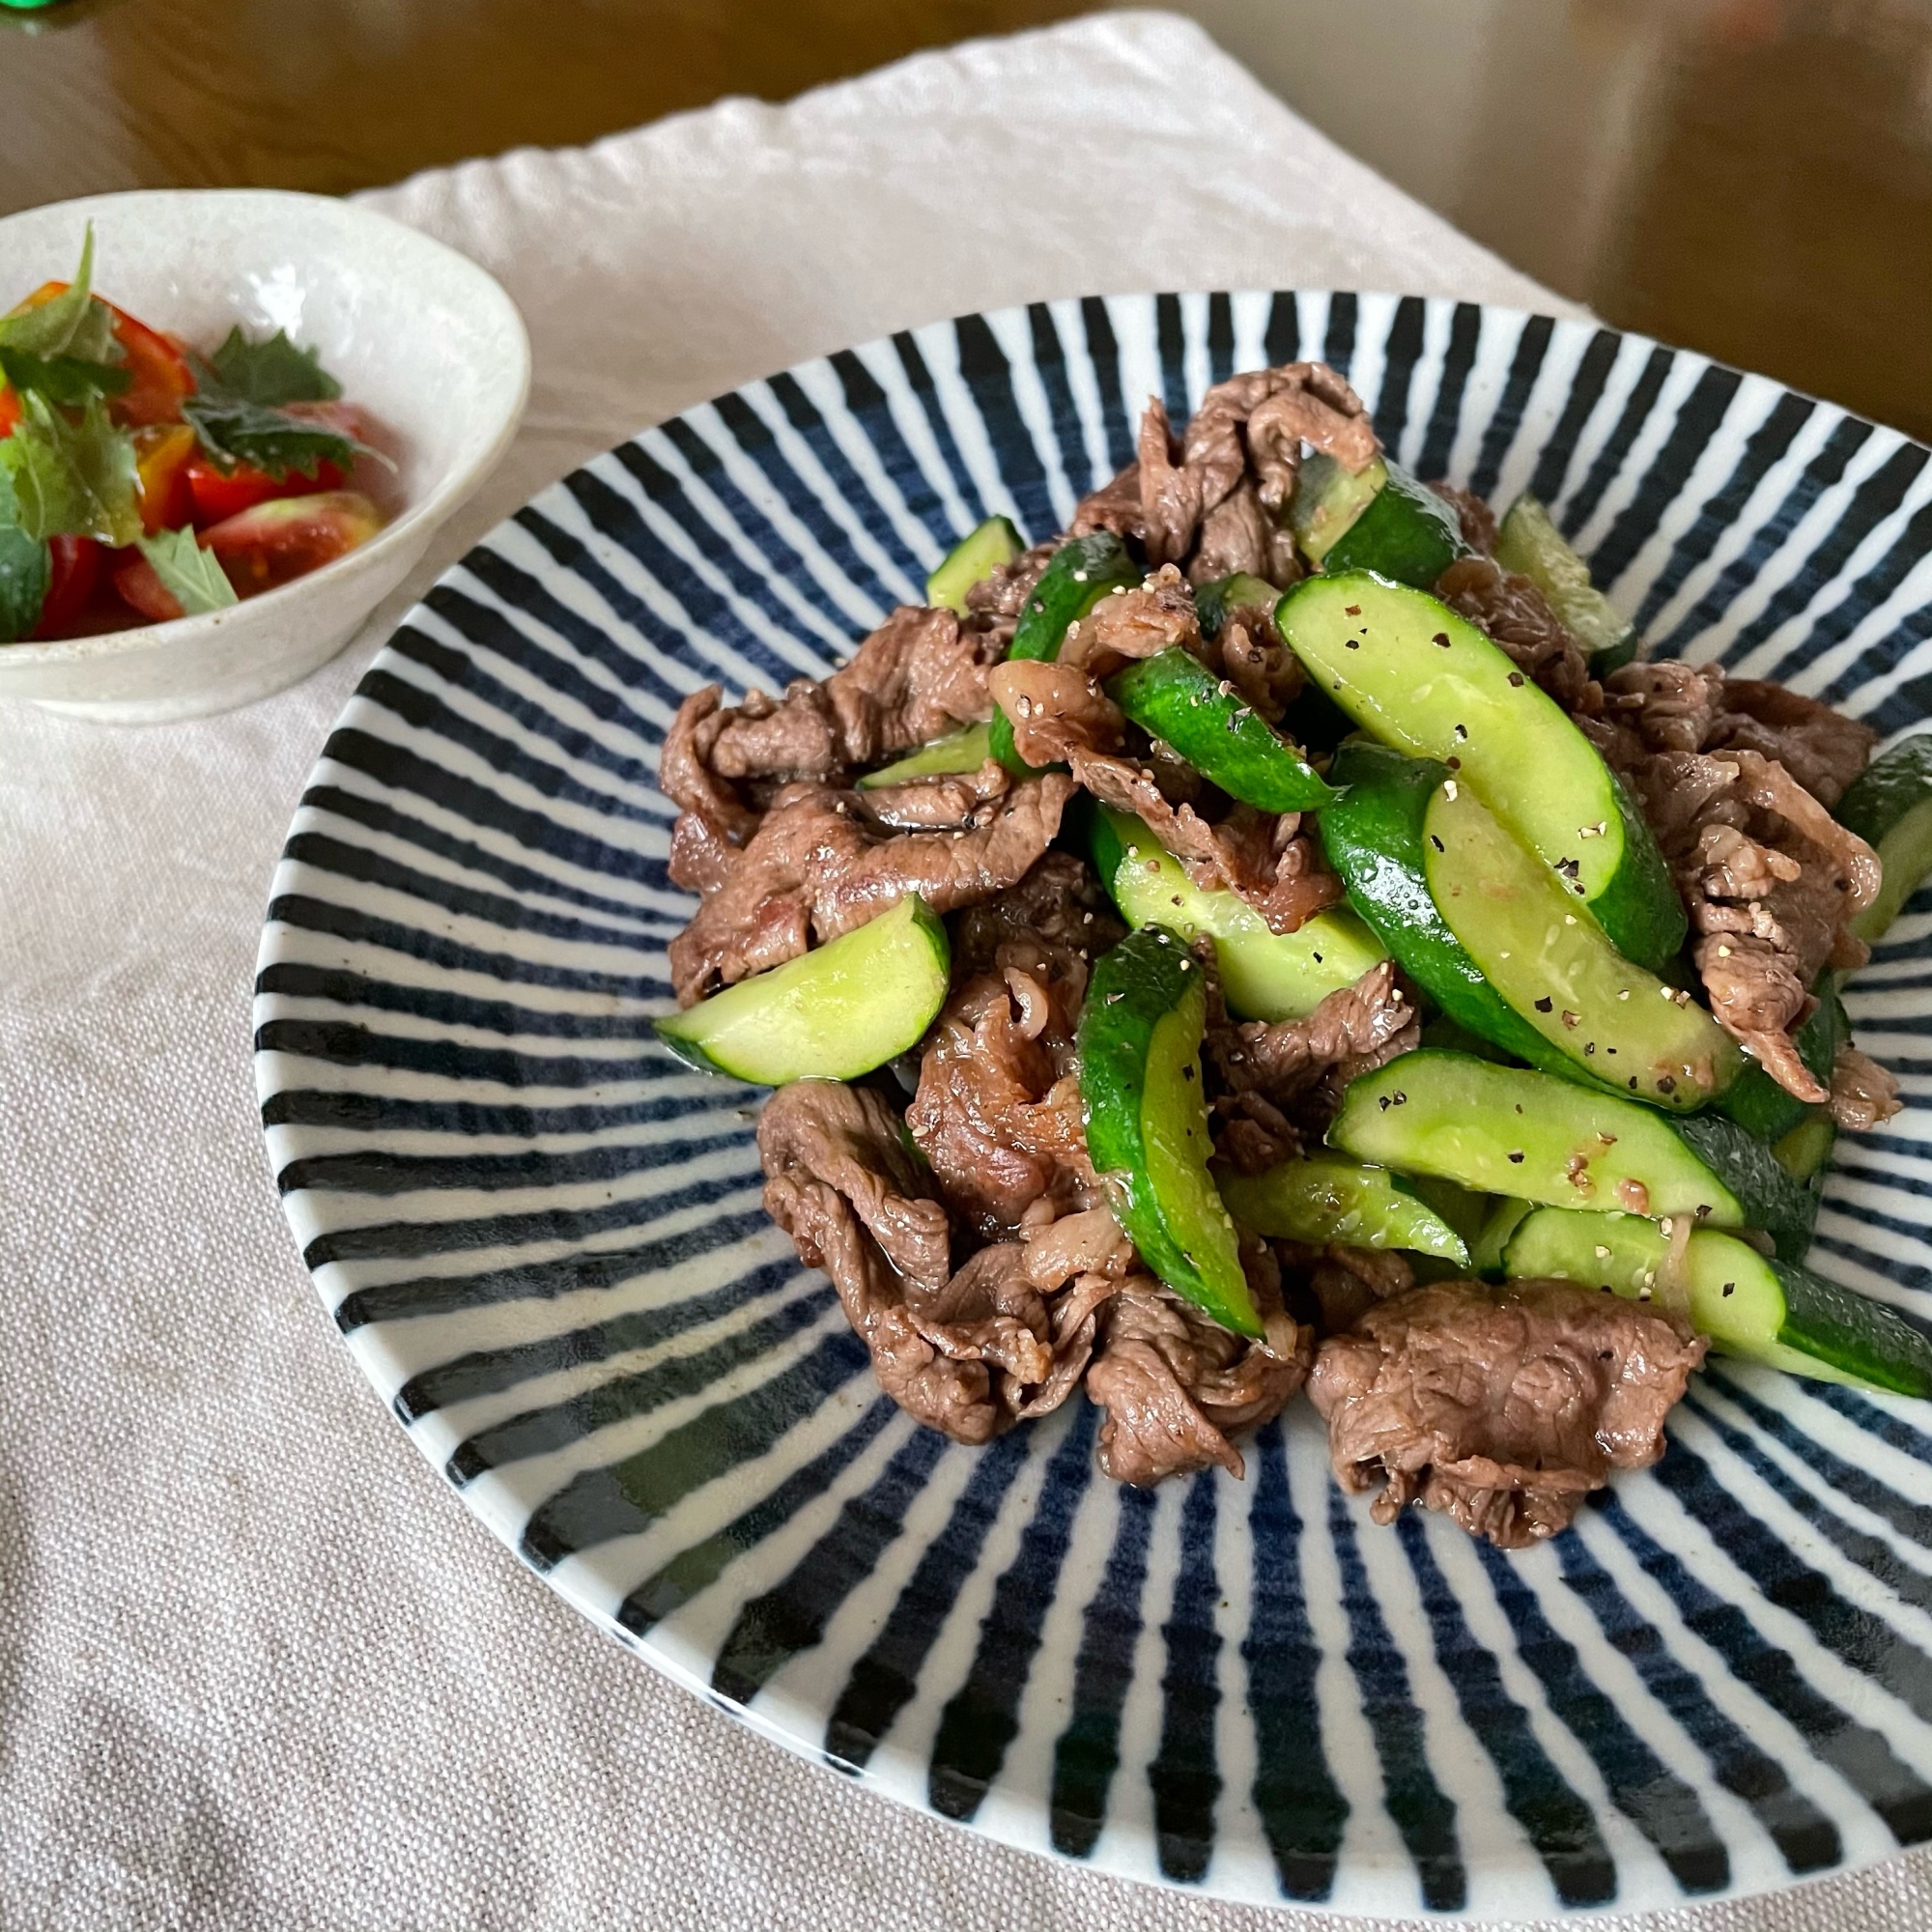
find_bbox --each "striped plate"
[256,293,1932,1920]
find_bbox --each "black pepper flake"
[1556,857,1580,878]
[1379,1094,1391,1111]
[1599,1349,1614,1361]
[1429,835,1444,852]
[1508,671,1525,687]
[1345,639,1360,649]
[1433,631,1451,648]
[1508,1151,1525,1164]
[1181,1064,1195,1082]
[1658,1075,1676,1094]
[1585,1041,1596,1055]
[1628,1076,1639,1090]
[1721,1281,1736,1296]
[1695,1203,1712,1220]
[1392,1092,1407,1105]
[1453,724,1468,740]
[1313,952,1323,964]
[1534,996,1553,1013]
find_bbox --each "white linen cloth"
[0,12,1924,1927]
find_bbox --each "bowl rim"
[0,187,532,668]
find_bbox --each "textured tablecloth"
[3,11,1928,1928]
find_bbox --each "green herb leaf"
[201,326,341,407]
[181,392,361,482]
[0,464,50,644]
[136,525,238,616]
[0,346,131,406]
[0,224,123,367]
[0,391,142,547]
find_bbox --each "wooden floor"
[3,0,1928,441]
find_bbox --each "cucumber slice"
[991,532,1143,775]
[1717,990,1842,1142]
[1276,574,1687,969]
[926,515,1023,615]
[1092,804,1384,1021]
[1329,1049,1749,1228]
[1471,1196,1535,1277]
[1217,1151,1470,1263]
[1493,494,1638,676]
[655,893,950,1085]
[1774,1111,1837,1184]
[856,722,994,790]
[1079,927,1260,1336]
[1505,1208,1932,1397]
[1105,648,1339,811]
[1289,451,1390,565]
[1837,734,1932,943]
[1424,776,1742,1110]
[1320,740,1573,1074]
[1672,1110,1819,1264]
[1318,463,1468,588]
[1194,572,1281,639]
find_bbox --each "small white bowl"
[0,189,530,724]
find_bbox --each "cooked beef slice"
[1831,1044,1903,1131]
[1309,1277,1706,1548]
[668,774,1073,1003]
[1273,1241,1415,1337]
[1435,554,1599,716]
[961,539,1057,653]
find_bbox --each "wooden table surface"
[2,0,1928,443]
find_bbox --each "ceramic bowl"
[0,188,529,724]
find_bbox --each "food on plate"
[0,228,388,644]
[655,355,1932,1548]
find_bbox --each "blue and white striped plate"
[255,293,1932,1920]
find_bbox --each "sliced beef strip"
[1085,1277,1312,1486]
[1208,958,1421,1149]
[1309,1277,1706,1548]
[1274,1241,1415,1338]
[1709,679,1877,810]
[1057,564,1201,674]
[1832,1044,1903,1132]
[962,538,1058,653]
[668,773,1073,1003]
[950,849,1126,992]
[659,607,1000,847]
[907,960,1097,1237]
[859,759,1010,830]
[1430,481,1499,555]
[1207,606,1303,724]
[1069,465,1146,544]
[1435,554,1600,717]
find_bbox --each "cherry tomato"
[30,536,102,640]
[185,449,349,528]
[130,423,198,536]
[202,491,383,597]
[109,549,185,625]
[0,384,18,440]
[7,280,195,428]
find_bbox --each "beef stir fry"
[656,359,1932,1549]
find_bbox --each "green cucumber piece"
[856,722,994,789]
[926,515,1023,615]
[1471,1196,1535,1277]
[1330,1049,1748,1227]
[1289,451,1390,565]
[1672,1111,1819,1264]
[1425,776,1741,1110]
[1505,1208,1932,1397]
[1837,735,1932,943]
[1194,572,1281,639]
[1276,573,1687,969]
[991,532,1142,775]
[1493,494,1638,676]
[1092,804,1384,1021]
[1317,462,1468,587]
[655,893,950,1084]
[1320,739,1573,1074]
[1105,648,1338,811]
[1079,927,1260,1336]
[1774,1111,1837,1184]
[1217,1151,1469,1263]
[1717,991,1843,1142]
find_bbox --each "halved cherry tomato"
[8,281,195,428]
[0,384,18,440]
[30,536,102,639]
[185,450,348,529]
[131,423,198,535]
[110,549,185,625]
[202,491,382,597]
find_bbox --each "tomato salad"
[0,227,388,644]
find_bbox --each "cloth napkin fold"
[1,10,1925,1928]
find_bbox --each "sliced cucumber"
[1425,776,1741,1110]
[991,532,1142,775]
[655,893,950,1084]
[1471,1196,1535,1277]
[1194,571,1282,639]
[1837,734,1932,943]
[1774,1111,1837,1184]
[1105,648,1338,812]
[1218,1151,1470,1264]
[1329,1049,1753,1230]
[926,515,1023,614]
[1290,451,1390,565]
[1079,927,1260,1336]
[1493,494,1638,676]
[1717,990,1843,1142]
[856,721,994,789]
[1092,805,1384,1022]
[1672,1110,1819,1264]
[1312,461,1468,588]
[1505,1208,1932,1397]
[1319,739,1572,1074]
[1276,574,1686,969]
